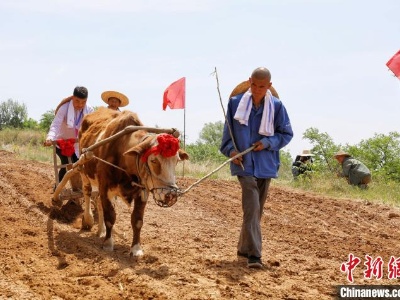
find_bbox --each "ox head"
[124,133,189,207]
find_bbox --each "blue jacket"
[220,93,293,178]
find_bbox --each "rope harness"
[88,133,181,207]
[88,144,255,207]
[90,154,145,189]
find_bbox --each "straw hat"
[334,150,350,158]
[101,91,129,107]
[229,80,280,99]
[300,150,314,157]
[54,96,73,115]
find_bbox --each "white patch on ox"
[131,244,144,257]
[103,237,114,252]
[145,152,179,191]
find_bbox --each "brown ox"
[78,107,188,256]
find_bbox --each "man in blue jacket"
[220,67,293,268]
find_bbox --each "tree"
[39,110,55,132]
[198,121,224,147]
[303,127,400,182]
[0,99,28,129]
[185,121,225,163]
[278,149,294,180]
[23,118,39,130]
[348,132,400,181]
[303,127,341,172]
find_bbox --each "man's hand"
[252,141,265,152]
[43,140,53,147]
[230,151,243,166]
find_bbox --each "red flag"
[386,50,400,79]
[163,77,185,110]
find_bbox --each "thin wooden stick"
[179,145,255,195]
[212,67,244,170]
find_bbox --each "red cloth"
[162,77,185,110]
[141,134,180,162]
[386,50,400,79]
[57,138,76,157]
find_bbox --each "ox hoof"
[96,227,106,238]
[102,239,114,252]
[102,245,113,252]
[81,217,94,231]
[130,244,144,257]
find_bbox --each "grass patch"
[1,128,399,206]
[176,160,233,180]
[279,171,400,206]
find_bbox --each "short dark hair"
[73,86,88,99]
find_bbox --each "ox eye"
[150,159,157,164]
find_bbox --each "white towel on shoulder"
[259,90,275,136]
[66,100,75,128]
[65,100,91,129]
[234,89,275,136]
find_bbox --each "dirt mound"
[1,149,400,299]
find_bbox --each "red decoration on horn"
[141,134,180,162]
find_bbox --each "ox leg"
[95,193,106,237]
[102,193,116,252]
[81,176,94,230]
[130,192,148,257]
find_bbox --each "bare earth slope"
[1,149,400,300]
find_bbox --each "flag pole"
[182,106,186,177]
[162,76,186,177]
[183,107,186,150]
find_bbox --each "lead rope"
[89,134,154,190]
[91,145,255,196]
[91,155,145,189]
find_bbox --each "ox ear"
[123,137,153,157]
[178,149,189,161]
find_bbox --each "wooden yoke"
[81,126,180,154]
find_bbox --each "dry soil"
[1,150,400,300]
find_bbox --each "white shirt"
[47,101,94,156]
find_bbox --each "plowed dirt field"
[1,149,400,299]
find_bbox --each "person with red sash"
[44,86,94,185]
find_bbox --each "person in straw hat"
[334,150,371,189]
[292,150,314,178]
[101,90,129,111]
[44,86,94,186]
[220,67,293,268]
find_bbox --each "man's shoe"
[237,251,248,258]
[247,256,263,268]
